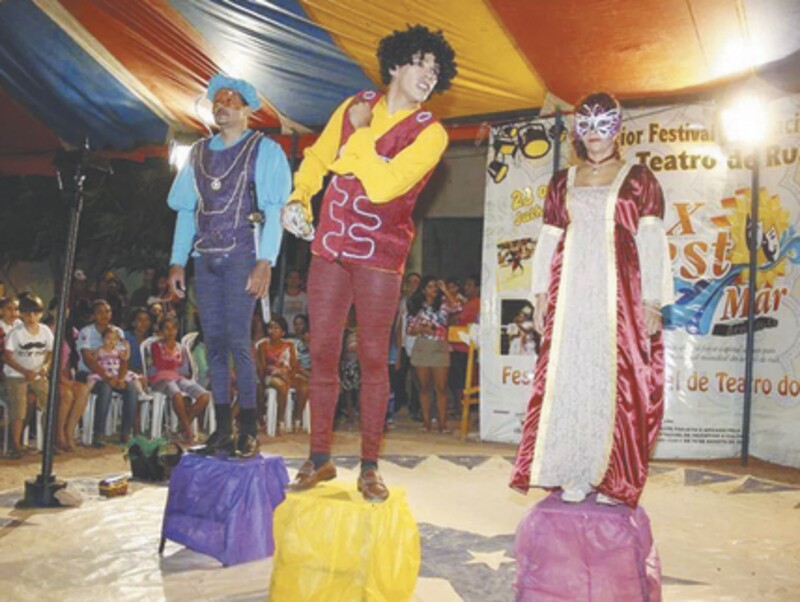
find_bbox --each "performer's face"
[213,89,249,127]
[390,52,440,104]
[575,103,621,157]
[574,104,621,140]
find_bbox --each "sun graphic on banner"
[723,187,790,287]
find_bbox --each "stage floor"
[1,424,799,601]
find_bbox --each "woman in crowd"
[53,312,89,452]
[255,315,296,434]
[407,277,462,433]
[148,316,210,443]
[124,308,152,378]
[147,271,175,319]
[509,92,673,507]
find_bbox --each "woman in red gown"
[510,92,674,508]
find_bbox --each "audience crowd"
[1,266,481,457]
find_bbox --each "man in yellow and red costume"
[282,25,457,502]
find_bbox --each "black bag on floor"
[125,436,183,482]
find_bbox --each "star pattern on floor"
[465,549,515,571]
[418,523,516,602]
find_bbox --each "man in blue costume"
[167,74,291,457]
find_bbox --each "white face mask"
[574,105,622,139]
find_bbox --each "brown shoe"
[287,460,337,492]
[357,469,390,503]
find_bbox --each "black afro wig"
[377,24,457,94]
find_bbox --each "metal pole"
[740,148,760,466]
[23,165,86,506]
[274,132,299,318]
[552,107,563,175]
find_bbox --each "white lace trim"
[532,224,563,295]
[636,217,675,305]
[534,184,621,489]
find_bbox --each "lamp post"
[720,95,767,467]
[23,146,111,506]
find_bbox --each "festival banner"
[479,117,569,443]
[481,96,800,468]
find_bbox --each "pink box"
[515,492,661,602]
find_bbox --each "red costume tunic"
[510,163,669,508]
[312,90,438,272]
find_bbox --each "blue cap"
[207,74,261,110]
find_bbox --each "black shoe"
[235,433,260,458]
[91,438,106,449]
[195,430,235,456]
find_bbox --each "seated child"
[88,327,139,389]
[255,315,296,433]
[148,316,210,442]
[87,326,140,443]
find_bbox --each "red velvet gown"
[509,163,670,508]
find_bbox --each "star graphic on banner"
[465,549,515,571]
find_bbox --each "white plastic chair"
[140,336,169,439]
[80,389,124,445]
[181,332,215,434]
[285,338,311,433]
[265,387,278,437]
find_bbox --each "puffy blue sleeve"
[256,138,292,265]
[167,159,198,267]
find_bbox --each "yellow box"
[270,482,420,601]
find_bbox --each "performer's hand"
[643,301,662,336]
[282,201,315,241]
[533,293,547,335]
[348,100,373,129]
[168,264,186,299]
[246,260,272,298]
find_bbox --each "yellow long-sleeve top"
[290,94,448,211]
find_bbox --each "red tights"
[307,256,402,461]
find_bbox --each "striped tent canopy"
[2,0,799,175]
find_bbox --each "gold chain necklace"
[198,132,259,191]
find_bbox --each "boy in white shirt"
[3,294,53,458]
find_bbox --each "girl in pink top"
[148,317,209,442]
[88,328,137,388]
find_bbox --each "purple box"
[161,453,289,566]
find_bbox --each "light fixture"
[719,94,768,145]
[487,122,553,184]
[518,123,550,159]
